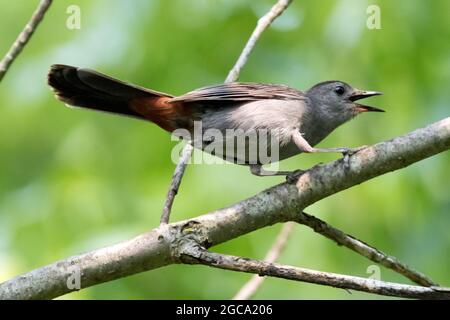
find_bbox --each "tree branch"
[1,117,449,299]
[233,222,295,300]
[0,0,53,82]
[181,243,450,300]
[295,211,437,287]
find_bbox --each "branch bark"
[181,244,450,300]
[0,0,53,81]
[1,117,449,299]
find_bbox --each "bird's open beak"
[349,90,384,113]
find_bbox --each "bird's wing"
[171,82,304,103]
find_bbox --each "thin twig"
[0,0,53,82]
[295,211,437,287]
[160,143,193,224]
[225,0,293,83]
[233,209,437,299]
[233,222,295,300]
[159,0,293,224]
[181,245,450,300]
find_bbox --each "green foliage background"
[0,0,449,299]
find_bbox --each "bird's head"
[306,80,384,126]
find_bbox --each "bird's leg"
[313,146,368,169]
[292,131,367,157]
[311,147,365,165]
[291,131,368,170]
[249,164,305,181]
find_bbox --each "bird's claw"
[340,146,366,157]
[286,169,306,184]
[340,145,367,157]
[340,146,367,169]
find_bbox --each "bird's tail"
[48,64,177,131]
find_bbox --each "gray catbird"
[48,64,383,179]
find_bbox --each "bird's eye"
[334,86,345,95]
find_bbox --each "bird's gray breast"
[193,99,307,164]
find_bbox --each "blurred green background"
[0,0,449,299]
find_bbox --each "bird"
[47,64,384,180]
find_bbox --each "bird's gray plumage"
[172,81,382,168]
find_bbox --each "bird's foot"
[286,169,306,184]
[340,145,368,157]
[341,145,368,169]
